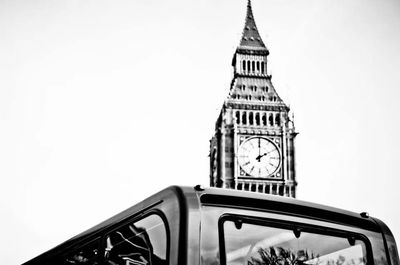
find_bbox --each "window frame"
[218,213,374,265]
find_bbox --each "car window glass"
[63,240,99,265]
[387,235,399,265]
[223,219,368,265]
[105,214,167,265]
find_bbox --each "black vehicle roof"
[68,185,382,243]
[195,186,380,232]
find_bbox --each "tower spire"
[239,0,267,50]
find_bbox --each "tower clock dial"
[238,137,281,178]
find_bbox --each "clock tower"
[209,0,298,198]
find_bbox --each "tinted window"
[105,214,167,265]
[223,219,368,265]
[63,240,99,265]
[388,235,400,265]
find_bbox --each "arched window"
[242,112,247,125]
[262,113,267,126]
[269,113,274,126]
[275,114,281,126]
[247,61,251,72]
[257,61,260,71]
[243,60,246,71]
[252,61,255,72]
[249,112,254,125]
[236,111,241,124]
[255,113,260,126]
[261,62,264,73]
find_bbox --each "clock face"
[238,137,281,178]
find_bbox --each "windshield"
[222,217,369,265]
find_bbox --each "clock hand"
[264,150,276,156]
[256,150,275,161]
[256,153,264,162]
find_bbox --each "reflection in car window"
[388,235,400,265]
[223,219,368,265]
[105,214,167,265]
[63,240,99,265]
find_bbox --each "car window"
[222,218,368,265]
[105,214,167,265]
[63,240,100,265]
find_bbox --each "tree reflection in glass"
[223,219,368,265]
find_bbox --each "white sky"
[1,0,400,264]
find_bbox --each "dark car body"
[23,186,399,265]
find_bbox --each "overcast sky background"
[1,0,400,264]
